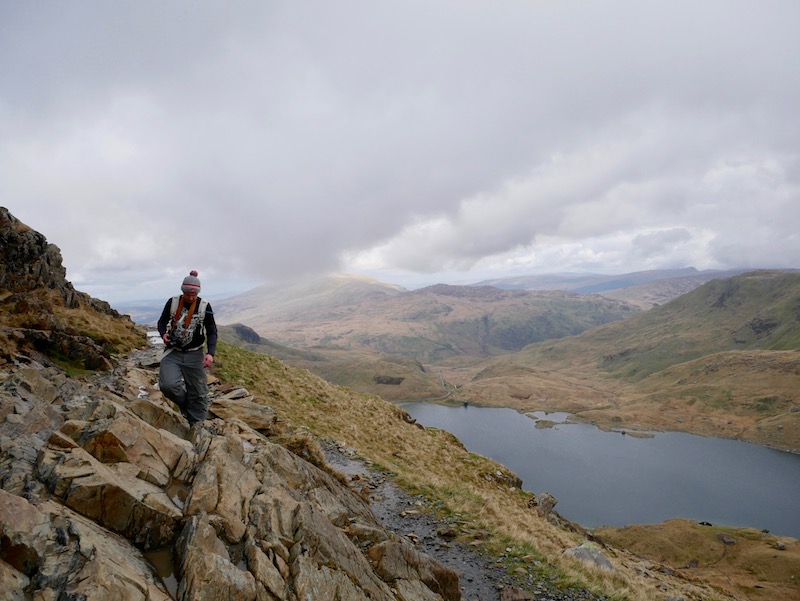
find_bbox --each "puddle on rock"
[144,547,178,599]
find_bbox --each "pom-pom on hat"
[181,270,201,294]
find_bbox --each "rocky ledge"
[0,347,462,601]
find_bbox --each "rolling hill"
[216,277,640,363]
[450,270,800,452]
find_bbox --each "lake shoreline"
[401,401,800,540]
[408,396,800,456]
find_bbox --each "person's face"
[182,290,199,302]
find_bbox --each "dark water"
[402,403,800,538]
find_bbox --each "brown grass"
[0,288,145,362]
[595,520,800,600]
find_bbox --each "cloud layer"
[2,1,798,302]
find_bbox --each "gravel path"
[322,441,610,601]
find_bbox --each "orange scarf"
[172,296,198,329]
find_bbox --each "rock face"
[0,348,461,600]
[0,207,143,369]
[0,207,119,314]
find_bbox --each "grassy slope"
[213,341,734,601]
[595,520,800,601]
[217,324,446,402]
[0,288,145,370]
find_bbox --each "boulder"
[0,489,171,600]
[367,539,461,601]
[36,431,182,549]
[563,542,614,573]
[176,513,257,601]
[535,492,558,518]
[210,393,278,433]
[63,398,196,487]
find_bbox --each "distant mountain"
[217,278,640,363]
[213,273,406,325]
[474,267,757,308]
[474,267,703,290]
[455,270,800,452]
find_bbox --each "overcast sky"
[2,1,799,304]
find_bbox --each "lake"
[401,402,800,538]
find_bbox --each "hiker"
[157,270,218,427]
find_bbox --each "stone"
[210,395,278,433]
[535,492,558,518]
[0,559,29,601]
[244,535,288,599]
[185,425,261,543]
[716,533,736,546]
[500,587,533,601]
[65,399,196,487]
[127,396,190,439]
[176,513,257,601]
[36,435,182,549]
[0,490,171,600]
[563,542,615,573]
[368,539,460,600]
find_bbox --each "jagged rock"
[36,431,182,549]
[245,535,289,599]
[185,422,262,543]
[563,542,614,573]
[128,396,190,438]
[62,398,196,487]
[368,539,461,601]
[177,513,258,601]
[0,559,29,601]
[1,346,462,601]
[0,489,171,600]
[0,208,144,369]
[210,393,278,433]
[0,207,124,317]
[0,207,72,301]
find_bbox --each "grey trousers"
[158,349,209,426]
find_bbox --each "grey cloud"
[1,0,798,301]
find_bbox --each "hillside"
[217,323,446,402]
[217,279,639,363]
[449,270,800,452]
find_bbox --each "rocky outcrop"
[0,348,461,600]
[0,207,144,370]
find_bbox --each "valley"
[217,269,800,454]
